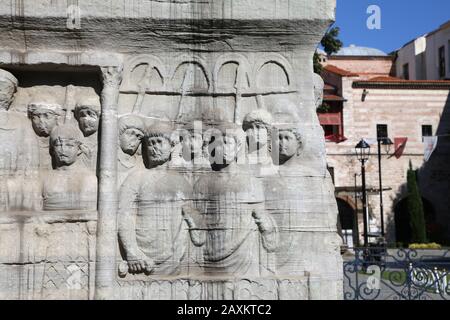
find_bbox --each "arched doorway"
[337,198,356,248]
[394,197,436,245]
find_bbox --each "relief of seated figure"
[28,99,65,170]
[183,125,279,278]
[74,97,101,170]
[118,122,193,277]
[117,114,146,187]
[42,123,97,211]
[0,69,40,211]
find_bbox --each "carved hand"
[126,252,154,275]
[181,205,198,228]
[182,206,206,247]
[252,210,268,233]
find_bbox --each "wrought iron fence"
[343,248,450,300]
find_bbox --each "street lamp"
[377,137,393,238]
[355,139,370,247]
[353,173,361,247]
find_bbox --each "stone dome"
[334,44,387,56]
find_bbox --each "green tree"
[314,26,343,74]
[407,162,427,244]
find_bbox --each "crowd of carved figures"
[113,54,327,281]
[0,60,330,289]
[0,69,99,212]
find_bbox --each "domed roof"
[334,44,387,56]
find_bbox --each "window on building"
[324,125,339,136]
[439,46,446,79]
[318,102,346,143]
[403,63,409,80]
[377,124,388,140]
[422,125,433,141]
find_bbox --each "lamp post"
[355,139,371,247]
[377,137,393,238]
[353,173,360,247]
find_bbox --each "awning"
[318,113,342,125]
[324,94,346,102]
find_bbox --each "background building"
[395,20,450,80]
[319,43,450,247]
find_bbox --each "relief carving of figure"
[265,117,307,275]
[242,109,277,176]
[184,125,278,278]
[42,124,97,211]
[74,96,101,170]
[274,125,303,168]
[170,124,210,175]
[117,114,145,186]
[183,128,210,169]
[28,100,65,170]
[0,69,40,211]
[118,122,193,276]
[74,97,100,137]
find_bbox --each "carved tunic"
[118,168,192,276]
[193,170,269,277]
[42,168,98,211]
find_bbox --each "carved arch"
[254,54,295,91]
[121,54,167,92]
[213,53,252,93]
[170,55,211,93]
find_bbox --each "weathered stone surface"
[0,0,341,300]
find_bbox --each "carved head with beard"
[143,122,175,168]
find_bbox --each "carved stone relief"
[0,0,341,300]
[0,68,100,300]
[111,51,342,300]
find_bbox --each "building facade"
[320,46,450,247]
[395,20,450,80]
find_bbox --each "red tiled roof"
[353,77,450,89]
[365,76,450,83]
[323,65,359,77]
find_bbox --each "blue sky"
[335,0,450,54]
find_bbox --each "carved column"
[95,66,123,300]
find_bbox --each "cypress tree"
[407,162,427,244]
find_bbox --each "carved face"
[31,111,60,137]
[278,130,300,160]
[211,134,238,165]
[246,122,268,150]
[145,135,172,164]
[51,138,80,167]
[120,128,144,155]
[77,108,99,136]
